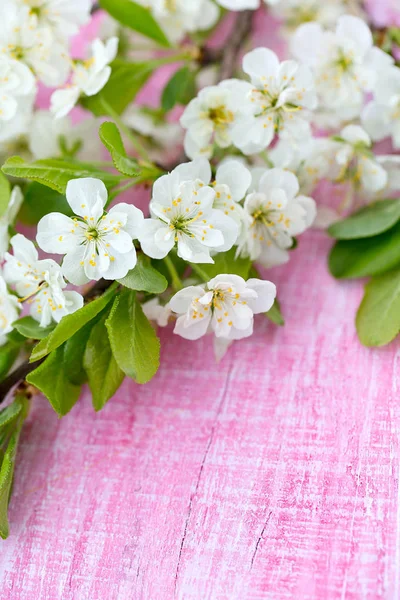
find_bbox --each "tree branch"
[217,10,254,81]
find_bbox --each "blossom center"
[85,227,99,240]
[208,106,234,127]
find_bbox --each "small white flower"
[362,66,400,150]
[270,0,362,30]
[330,125,388,193]
[36,178,144,285]
[269,137,335,194]
[0,56,35,123]
[0,2,70,87]
[229,47,317,155]
[0,273,20,346]
[237,168,316,267]
[170,274,276,341]
[28,110,103,162]
[50,37,118,119]
[138,0,219,43]
[0,187,24,259]
[138,159,239,264]
[180,80,251,159]
[291,16,393,118]
[142,298,172,327]
[22,0,91,38]
[3,234,83,328]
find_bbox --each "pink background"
[1,230,399,599]
[2,4,400,598]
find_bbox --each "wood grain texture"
[0,230,398,599]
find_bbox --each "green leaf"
[0,343,20,382]
[27,346,82,416]
[265,298,285,326]
[328,199,400,240]
[84,313,125,411]
[329,221,400,279]
[0,396,29,539]
[356,269,400,347]
[0,431,19,539]
[99,0,171,47]
[191,248,252,281]
[18,182,73,226]
[63,320,97,386]
[30,283,118,362]
[2,157,124,194]
[106,289,160,384]
[99,122,140,177]
[0,171,11,218]
[117,253,168,293]
[12,316,54,340]
[161,66,197,111]
[82,60,154,117]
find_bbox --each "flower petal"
[66,177,108,218]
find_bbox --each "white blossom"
[362,66,400,150]
[237,168,316,267]
[270,0,362,30]
[180,81,251,160]
[229,48,317,155]
[3,234,83,327]
[50,37,118,119]
[0,2,70,87]
[330,125,388,193]
[36,178,144,285]
[291,16,393,118]
[170,274,276,341]
[138,159,239,264]
[136,0,219,43]
[28,111,103,162]
[0,56,35,123]
[0,273,19,346]
[21,0,91,38]
[0,187,23,259]
[142,298,172,327]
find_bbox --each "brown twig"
[217,10,254,81]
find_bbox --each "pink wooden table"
[0,229,398,599]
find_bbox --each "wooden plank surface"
[0,230,398,599]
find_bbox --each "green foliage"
[82,60,154,116]
[18,183,73,226]
[329,221,400,279]
[99,122,140,177]
[63,321,96,386]
[106,289,160,384]
[84,313,125,411]
[161,66,197,111]
[328,199,400,240]
[0,172,11,218]
[191,248,252,281]
[356,268,400,347]
[30,284,118,362]
[118,254,168,293]
[0,336,24,382]
[12,316,54,340]
[0,396,29,539]
[2,157,124,194]
[27,346,82,416]
[265,299,285,326]
[99,0,171,48]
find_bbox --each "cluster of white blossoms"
[0,0,398,357]
[181,47,317,159]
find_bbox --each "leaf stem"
[163,255,182,291]
[190,263,210,283]
[101,99,151,163]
